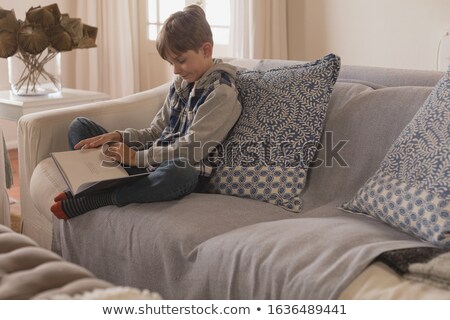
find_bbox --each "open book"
[51,148,149,197]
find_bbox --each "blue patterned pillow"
[208,54,341,212]
[341,66,450,247]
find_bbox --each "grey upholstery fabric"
[188,204,432,299]
[52,193,297,299]
[302,84,434,211]
[338,65,444,87]
[45,78,442,299]
[255,59,444,87]
[20,60,446,299]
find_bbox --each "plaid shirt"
[156,70,235,176]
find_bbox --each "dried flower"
[0,8,20,33]
[0,31,17,58]
[1,3,98,95]
[0,3,98,57]
[49,25,73,51]
[26,4,61,28]
[60,14,83,46]
[18,24,50,54]
[78,24,98,49]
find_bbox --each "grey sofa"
[19,58,450,299]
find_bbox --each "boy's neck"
[204,58,215,71]
[192,58,215,84]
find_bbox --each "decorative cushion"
[341,66,450,248]
[208,54,341,212]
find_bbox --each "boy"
[51,5,242,219]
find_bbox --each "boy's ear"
[201,42,213,58]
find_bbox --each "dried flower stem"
[13,50,60,94]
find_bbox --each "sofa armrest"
[0,129,10,227]
[18,83,169,247]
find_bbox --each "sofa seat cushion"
[50,193,296,299]
[181,203,436,299]
[342,67,450,247]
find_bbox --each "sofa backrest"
[253,59,444,88]
[302,83,434,210]
[227,57,441,211]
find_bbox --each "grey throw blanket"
[377,247,450,290]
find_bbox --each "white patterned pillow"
[208,54,341,212]
[341,66,450,248]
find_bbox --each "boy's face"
[166,43,213,83]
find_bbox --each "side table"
[0,88,110,121]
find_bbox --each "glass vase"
[8,49,61,96]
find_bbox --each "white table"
[0,88,110,121]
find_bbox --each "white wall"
[288,0,450,71]
[0,0,76,148]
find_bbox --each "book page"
[51,148,129,194]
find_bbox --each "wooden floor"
[7,149,20,202]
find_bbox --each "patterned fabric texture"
[342,66,450,248]
[207,54,341,212]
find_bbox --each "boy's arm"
[136,84,241,167]
[117,93,171,148]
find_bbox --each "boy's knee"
[161,158,198,182]
[68,117,104,150]
[68,117,90,135]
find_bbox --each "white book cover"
[51,147,149,197]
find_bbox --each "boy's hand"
[103,142,137,167]
[74,131,122,150]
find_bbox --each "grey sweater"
[119,59,242,175]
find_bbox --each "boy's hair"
[156,5,213,60]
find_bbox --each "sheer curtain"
[74,0,140,98]
[230,0,288,59]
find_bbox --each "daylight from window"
[147,0,230,45]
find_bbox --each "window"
[147,0,231,55]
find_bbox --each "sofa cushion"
[207,54,341,212]
[341,66,450,248]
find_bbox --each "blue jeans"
[68,117,199,206]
